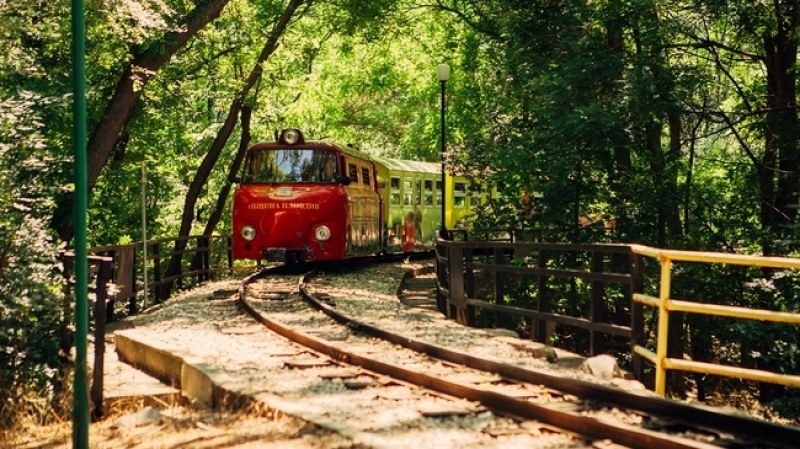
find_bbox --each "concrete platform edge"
[113,330,397,449]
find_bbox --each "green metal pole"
[439,79,447,238]
[435,63,450,239]
[141,162,148,309]
[71,0,89,446]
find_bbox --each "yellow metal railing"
[630,244,800,396]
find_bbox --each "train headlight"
[279,128,303,145]
[314,225,331,241]
[240,225,257,241]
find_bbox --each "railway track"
[112,260,800,448]
[235,263,800,449]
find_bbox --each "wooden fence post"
[115,245,136,315]
[436,241,448,314]
[535,250,550,342]
[463,247,476,326]
[60,255,74,356]
[448,244,465,323]
[90,257,112,420]
[493,247,505,328]
[195,236,202,284]
[152,242,163,301]
[590,251,606,355]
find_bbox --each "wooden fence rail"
[437,239,646,379]
[437,236,800,395]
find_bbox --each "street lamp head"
[436,63,450,82]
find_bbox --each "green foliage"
[261,3,458,161]
[0,0,182,425]
[0,92,67,427]
[736,270,800,371]
[3,0,800,416]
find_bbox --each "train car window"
[424,180,434,205]
[454,182,467,207]
[245,149,338,183]
[391,177,401,205]
[415,180,422,205]
[403,179,412,205]
[361,167,371,186]
[435,180,443,205]
[244,151,265,182]
[469,182,482,207]
[348,163,359,184]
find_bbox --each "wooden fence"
[64,232,800,408]
[437,236,800,397]
[436,239,646,378]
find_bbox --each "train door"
[400,174,418,252]
[374,166,386,254]
[343,156,381,256]
[359,160,381,252]
[385,175,403,252]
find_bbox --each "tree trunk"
[604,20,634,240]
[190,105,252,273]
[54,0,233,243]
[761,5,800,255]
[160,100,242,299]
[162,0,307,298]
[754,4,800,401]
[666,110,684,241]
[683,116,703,237]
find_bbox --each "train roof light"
[279,128,304,145]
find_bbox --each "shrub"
[0,93,69,428]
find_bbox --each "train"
[231,128,487,262]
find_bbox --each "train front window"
[245,149,338,183]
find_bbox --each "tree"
[54,0,234,243]
[0,92,66,427]
[681,1,800,255]
[162,0,309,297]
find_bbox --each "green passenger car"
[374,157,484,252]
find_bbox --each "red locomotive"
[232,129,384,262]
[232,128,486,263]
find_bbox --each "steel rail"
[296,270,800,449]
[238,269,742,449]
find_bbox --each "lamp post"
[437,63,450,239]
[71,0,90,445]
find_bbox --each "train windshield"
[244,149,339,183]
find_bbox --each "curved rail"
[237,266,800,449]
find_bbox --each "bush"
[0,93,69,428]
